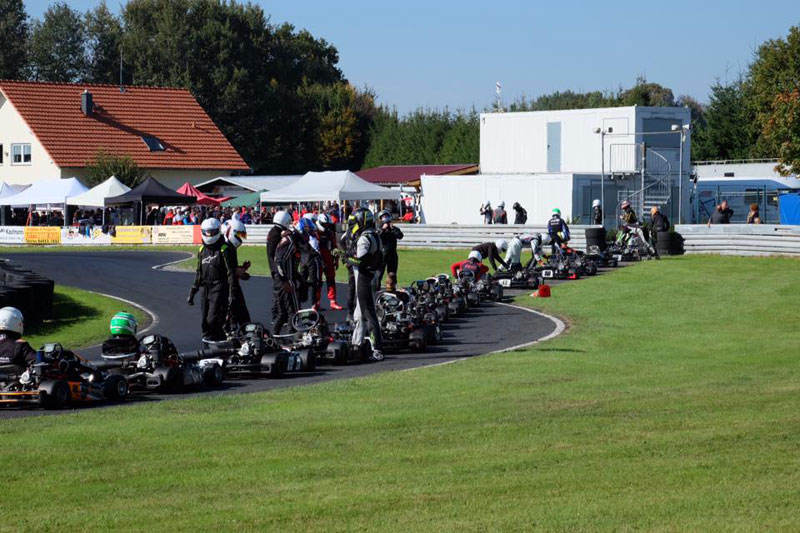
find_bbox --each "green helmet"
[552,208,561,216]
[110,312,138,337]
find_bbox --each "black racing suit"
[190,240,237,341]
[592,206,603,225]
[348,229,383,349]
[299,232,323,307]
[272,230,302,335]
[266,224,284,323]
[547,216,571,254]
[379,223,403,283]
[227,244,251,326]
[471,242,507,271]
[513,206,527,224]
[0,335,36,376]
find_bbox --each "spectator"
[240,207,252,225]
[649,206,670,255]
[493,201,508,224]
[146,207,160,225]
[479,201,493,224]
[591,199,603,225]
[163,209,174,225]
[708,200,734,226]
[512,202,527,224]
[746,203,762,224]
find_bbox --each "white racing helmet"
[495,239,508,252]
[498,201,505,208]
[592,199,601,208]
[316,212,332,232]
[200,218,222,245]
[273,210,292,229]
[223,218,247,248]
[0,307,24,335]
[468,250,482,262]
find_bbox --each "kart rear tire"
[409,331,427,352]
[40,380,70,409]
[203,363,224,387]
[492,285,503,302]
[298,349,315,372]
[587,263,597,276]
[328,342,348,365]
[103,374,128,401]
[424,324,438,345]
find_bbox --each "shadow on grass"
[534,347,586,353]
[26,292,102,339]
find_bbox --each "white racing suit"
[504,234,535,270]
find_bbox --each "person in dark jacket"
[272,226,303,335]
[267,210,292,324]
[493,201,508,224]
[708,200,734,226]
[512,202,527,224]
[649,206,669,257]
[547,208,571,252]
[591,199,603,225]
[471,240,509,271]
[746,203,761,224]
[377,209,403,286]
[187,218,237,342]
[339,213,358,320]
[222,218,251,326]
[0,307,36,375]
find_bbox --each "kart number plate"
[614,254,623,261]
[542,270,554,278]
[498,278,511,287]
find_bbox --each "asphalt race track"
[1,251,557,418]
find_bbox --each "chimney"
[81,90,93,117]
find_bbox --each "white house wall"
[420,174,573,225]
[0,93,61,184]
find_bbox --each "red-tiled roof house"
[0,80,249,188]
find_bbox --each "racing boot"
[328,285,343,310]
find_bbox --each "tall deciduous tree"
[84,149,146,187]
[0,0,28,79]
[85,1,124,84]
[690,80,752,161]
[28,2,87,82]
[764,89,800,176]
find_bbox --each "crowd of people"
[188,205,404,361]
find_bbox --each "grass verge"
[0,255,798,530]
[25,286,148,349]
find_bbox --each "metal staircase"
[610,144,672,221]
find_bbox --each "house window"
[11,144,31,165]
[141,136,165,151]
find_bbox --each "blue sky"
[25,0,800,113]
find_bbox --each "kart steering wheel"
[376,292,405,321]
[291,309,321,333]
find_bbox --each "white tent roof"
[0,182,29,199]
[66,176,131,207]
[0,177,88,207]
[261,171,400,203]
[196,175,302,194]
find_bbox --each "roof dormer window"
[142,136,165,152]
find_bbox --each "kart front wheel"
[40,380,70,409]
[104,374,129,401]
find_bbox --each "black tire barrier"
[585,227,606,252]
[655,231,684,256]
[0,260,55,326]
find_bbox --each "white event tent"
[0,182,29,199]
[260,170,400,203]
[67,176,131,207]
[0,177,88,208]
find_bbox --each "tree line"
[0,0,797,176]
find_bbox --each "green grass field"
[1,254,797,531]
[25,286,148,349]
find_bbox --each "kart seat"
[101,337,140,360]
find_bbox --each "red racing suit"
[450,259,488,279]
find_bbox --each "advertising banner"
[193,224,202,244]
[61,227,112,245]
[153,225,194,245]
[0,226,25,244]
[111,226,152,244]
[24,226,61,244]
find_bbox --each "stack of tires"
[585,227,606,252]
[655,231,684,256]
[0,261,55,326]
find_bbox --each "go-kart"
[277,309,330,361]
[200,322,314,377]
[406,280,444,344]
[476,273,504,302]
[374,291,427,352]
[436,273,467,315]
[608,225,655,262]
[323,321,383,365]
[533,246,580,280]
[454,269,481,307]
[585,244,619,268]
[101,334,224,393]
[0,343,128,409]
[560,245,598,276]
[493,263,541,290]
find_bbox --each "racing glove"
[187,287,197,306]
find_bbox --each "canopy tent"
[105,177,196,206]
[0,177,88,208]
[222,189,265,208]
[196,175,301,197]
[260,171,400,203]
[176,182,228,206]
[66,176,131,207]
